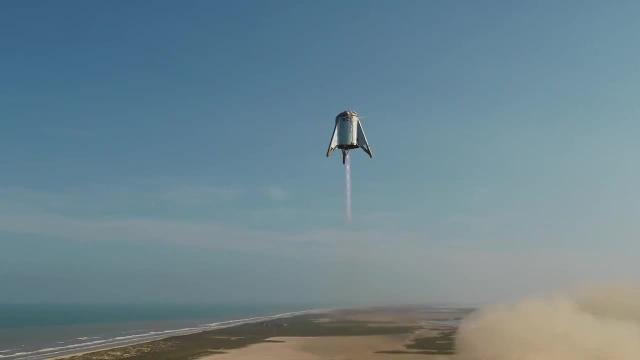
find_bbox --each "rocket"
[326,110,373,164]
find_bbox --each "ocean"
[0,303,313,360]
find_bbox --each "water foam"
[0,309,317,360]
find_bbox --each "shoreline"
[4,309,324,360]
[45,306,466,360]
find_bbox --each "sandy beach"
[55,306,469,360]
[198,335,452,360]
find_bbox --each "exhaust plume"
[345,151,352,223]
[455,286,640,360]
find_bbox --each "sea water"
[0,303,312,360]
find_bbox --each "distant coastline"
[49,306,468,360]
[1,308,322,360]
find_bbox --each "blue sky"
[2,1,640,304]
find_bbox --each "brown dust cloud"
[455,286,640,360]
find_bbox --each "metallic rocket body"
[326,111,372,164]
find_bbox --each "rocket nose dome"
[336,110,358,120]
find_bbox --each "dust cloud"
[456,286,640,360]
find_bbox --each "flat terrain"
[60,306,470,360]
